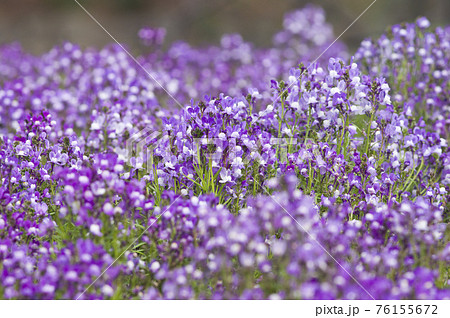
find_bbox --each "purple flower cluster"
[0,238,122,299]
[137,176,448,299]
[0,6,448,299]
[355,17,450,139]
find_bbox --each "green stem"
[304,106,312,144]
[402,158,425,193]
[307,161,313,194]
[364,111,375,155]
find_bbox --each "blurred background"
[0,0,449,54]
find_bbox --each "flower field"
[0,5,449,299]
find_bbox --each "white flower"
[150,261,161,272]
[330,87,340,95]
[272,241,287,256]
[233,168,242,178]
[89,224,102,236]
[415,220,428,231]
[282,127,293,137]
[103,202,114,214]
[329,70,338,78]
[65,270,78,281]
[183,145,194,156]
[164,160,175,170]
[351,76,360,85]
[219,170,232,184]
[42,284,55,294]
[291,101,300,110]
[417,17,430,29]
[232,157,244,168]
[101,285,114,297]
[239,253,254,267]
[231,131,239,138]
[78,175,89,184]
[307,96,317,104]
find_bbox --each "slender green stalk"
[402,158,425,193]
